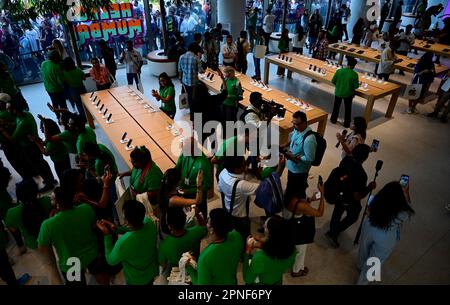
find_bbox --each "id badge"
[184,177,190,185]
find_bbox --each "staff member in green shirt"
[5,179,52,251]
[0,62,29,111]
[187,208,244,284]
[221,66,242,123]
[41,49,67,121]
[176,137,213,217]
[152,72,176,119]
[159,206,207,277]
[331,56,359,128]
[33,117,71,182]
[119,146,163,207]
[62,57,87,122]
[82,142,118,178]
[38,186,110,285]
[243,215,296,284]
[0,101,56,193]
[96,200,159,285]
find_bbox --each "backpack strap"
[229,179,241,216]
[268,173,283,207]
[301,130,314,147]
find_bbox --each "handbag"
[288,201,316,245]
[403,74,422,100]
[254,45,267,59]
[178,84,189,110]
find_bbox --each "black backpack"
[324,166,352,205]
[302,130,327,166]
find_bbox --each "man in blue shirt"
[281,111,317,203]
[178,43,203,121]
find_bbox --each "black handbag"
[289,200,316,245]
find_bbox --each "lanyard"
[184,157,198,181]
[131,161,152,191]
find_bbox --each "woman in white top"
[336,116,367,159]
[292,24,306,55]
[376,41,398,81]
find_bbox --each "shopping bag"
[109,74,118,88]
[179,85,189,109]
[254,45,267,59]
[137,74,144,93]
[403,75,422,100]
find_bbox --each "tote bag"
[178,84,189,109]
[403,75,422,100]
[254,45,267,59]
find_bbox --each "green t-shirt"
[243,249,296,285]
[214,136,238,175]
[0,72,19,96]
[12,112,38,147]
[159,86,176,113]
[0,189,13,220]
[57,130,77,154]
[175,153,213,195]
[331,67,359,98]
[158,226,208,268]
[260,166,277,180]
[41,60,64,93]
[46,141,68,163]
[188,230,244,285]
[278,38,289,53]
[0,110,16,144]
[130,162,163,194]
[223,78,240,107]
[37,203,98,272]
[94,144,118,176]
[5,197,52,250]
[76,126,97,154]
[104,217,158,285]
[63,68,85,88]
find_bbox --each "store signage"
[74,3,144,46]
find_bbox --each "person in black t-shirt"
[326,144,376,248]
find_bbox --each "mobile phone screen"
[371,139,380,152]
[315,192,322,200]
[399,175,409,187]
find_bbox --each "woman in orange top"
[89,57,111,90]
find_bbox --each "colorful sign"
[74,3,145,46]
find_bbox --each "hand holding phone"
[399,174,409,188]
[371,139,380,152]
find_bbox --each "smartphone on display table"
[399,174,409,188]
[371,139,380,152]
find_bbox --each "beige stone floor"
[1,48,449,285]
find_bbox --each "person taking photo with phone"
[356,180,414,284]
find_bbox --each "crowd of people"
[1,0,449,286]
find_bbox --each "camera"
[259,100,286,120]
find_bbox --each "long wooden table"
[199,67,329,143]
[81,86,181,172]
[328,42,450,75]
[412,40,450,58]
[264,53,402,123]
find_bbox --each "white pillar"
[217,0,246,39]
[348,1,373,39]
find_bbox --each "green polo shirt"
[331,67,359,98]
[175,153,213,195]
[104,217,158,285]
[5,197,52,250]
[57,130,77,154]
[158,226,207,268]
[37,203,98,272]
[0,72,19,96]
[159,86,176,113]
[223,78,240,107]
[130,162,163,194]
[12,112,37,147]
[243,249,296,285]
[63,68,85,88]
[93,144,118,176]
[46,141,68,163]
[187,230,244,285]
[214,136,238,175]
[41,60,64,93]
[76,126,97,154]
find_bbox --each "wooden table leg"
[264,59,270,85]
[363,96,376,123]
[83,104,95,129]
[337,52,344,65]
[317,114,328,136]
[385,90,400,118]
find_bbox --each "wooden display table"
[328,42,450,75]
[264,53,402,123]
[411,40,450,58]
[81,86,181,172]
[199,67,329,143]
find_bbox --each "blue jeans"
[253,55,261,79]
[127,73,139,87]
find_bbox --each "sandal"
[291,267,309,277]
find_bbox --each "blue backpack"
[254,172,284,214]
